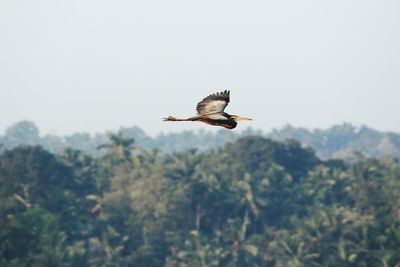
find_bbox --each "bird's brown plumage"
[163,90,252,129]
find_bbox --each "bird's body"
[163,90,252,129]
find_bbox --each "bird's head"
[230,115,253,121]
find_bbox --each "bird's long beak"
[235,116,253,121]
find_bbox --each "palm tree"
[97,132,135,163]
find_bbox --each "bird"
[163,90,252,129]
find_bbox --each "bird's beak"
[235,116,253,121]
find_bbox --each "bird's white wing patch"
[199,100,227,114]
[196,90,230,115]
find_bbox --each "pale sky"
[1,0,399,136]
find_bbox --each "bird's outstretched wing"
[196,90,230,115]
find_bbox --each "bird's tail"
[163,116,190,122]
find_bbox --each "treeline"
[268,124,400,160]
[1,134,400,266]
[1,121,400,159]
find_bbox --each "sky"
[1,0,399,136]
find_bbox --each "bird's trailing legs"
[163,116,198,122]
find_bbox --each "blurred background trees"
[1,121,400,160]
[1,132,399,266]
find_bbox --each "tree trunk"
[14,193,32,209]
[196,204,201,231]
[240,207,249,242]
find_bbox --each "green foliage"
[1,136,400,266]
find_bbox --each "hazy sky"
[1,0,399,136]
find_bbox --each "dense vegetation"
[1,133,399,266]
[1,121,400,159]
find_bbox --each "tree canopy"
[0,135,399,266]
[1,121,400,159]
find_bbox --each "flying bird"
[163,90,252,129]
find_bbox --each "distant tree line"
[0,134,399,266]
[1,121,400,160]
